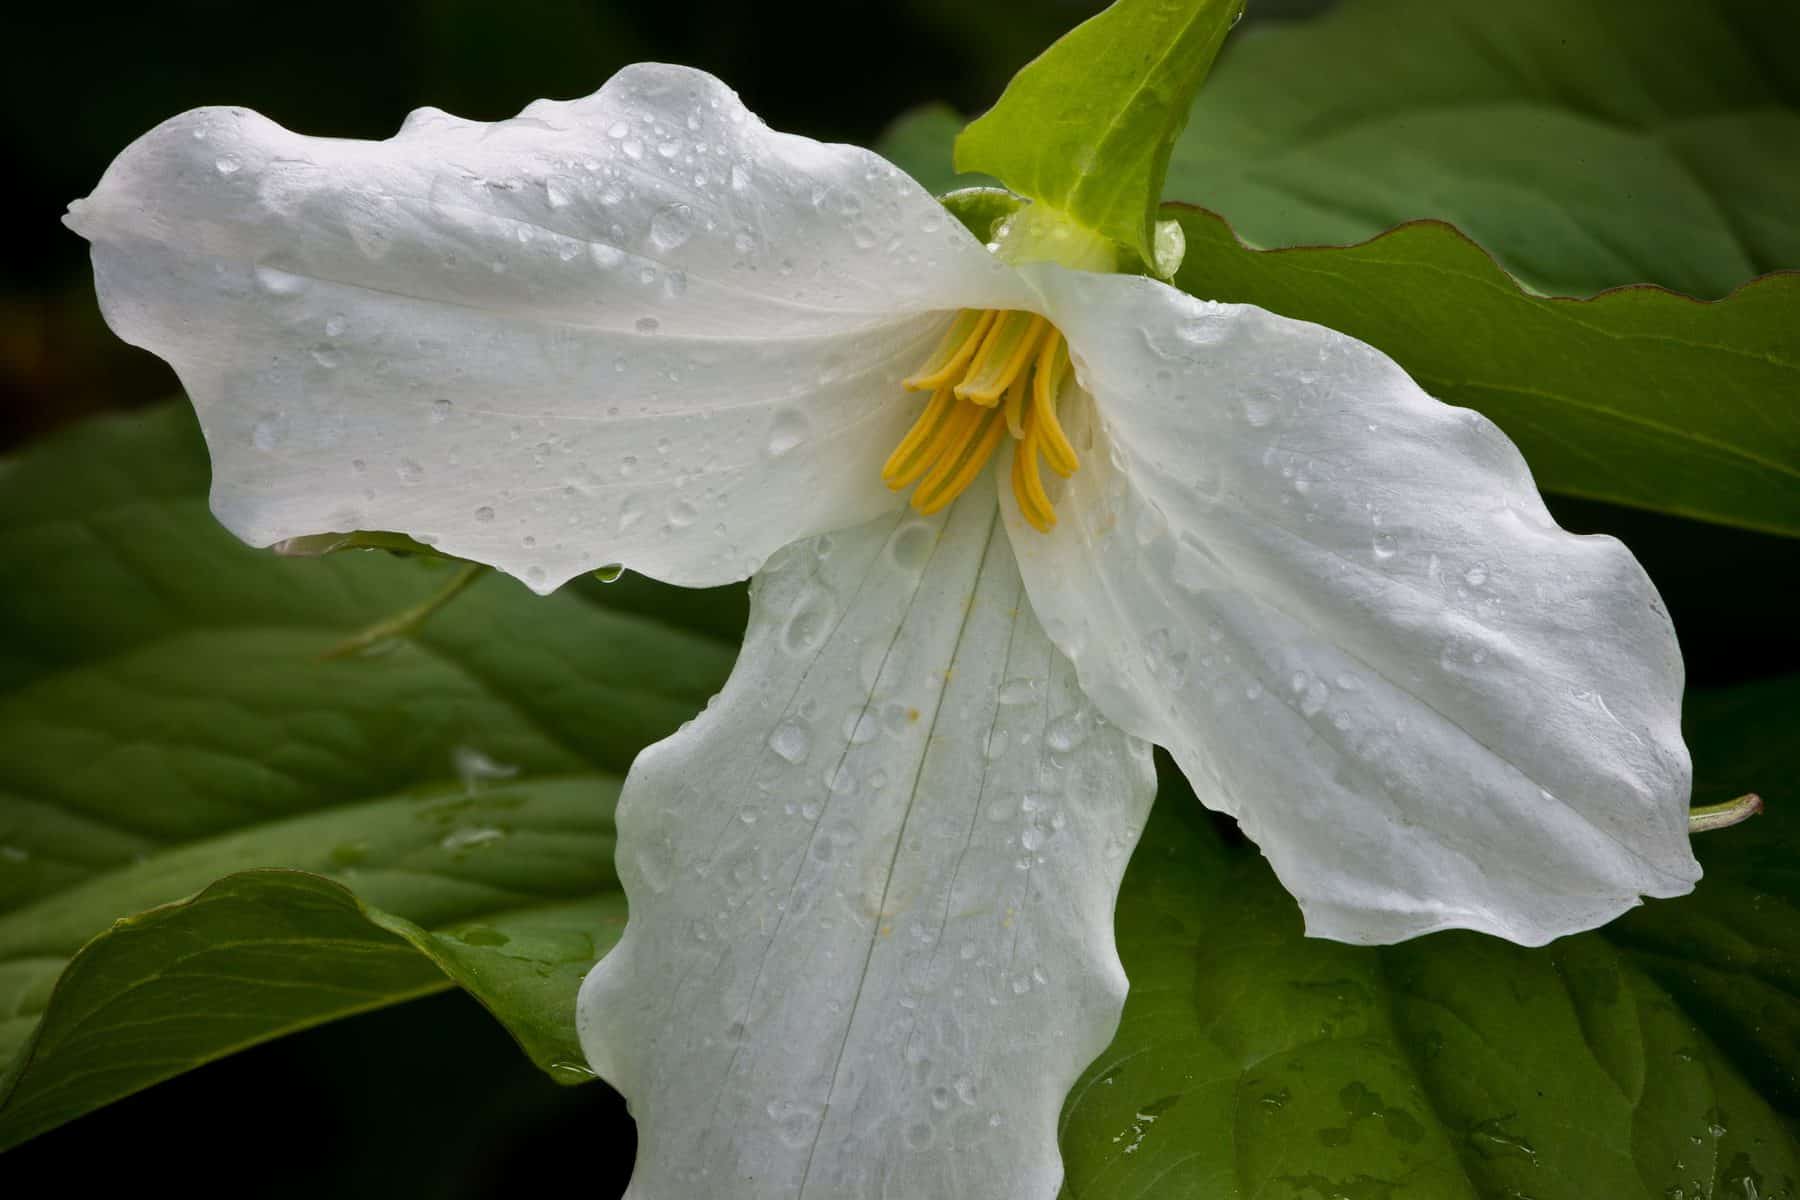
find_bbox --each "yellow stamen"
[1012,411,1057,533]
[890,392,980,490]
[955,312,1048,405]
[1031,334,1079,478]
[1001,374,1028,440]
[903,310,996,392]
[916,410,1008,515]
[885,308,1079,525]
[882,384,956,485]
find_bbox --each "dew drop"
[1372,532,1398,560]
[1045,715,1086,754]
[618,495,646,531]
[649,203,695,250]
[1174,311,1228,346]
[782,587,836,656]
[767,719,812,764]
[765,408,810,459]
[251,418,279,451]
[887,521,936,571]
[767,1101,820,1149]
[396,459,425,484]
[998,678,1039,706]
[635,316,661,335]
[474,505,495,522]
[254,259,309,295]
[843,711,881,745]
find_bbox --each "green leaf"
[1166,0,1800,298]
[954,0,1245,263]
[0,405,736,1147]
[1168,208,1800,538]
[1062,678,1800,1198]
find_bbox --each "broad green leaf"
[1168,207,1800,538]
[1167,0,1800,298]
[1061,677,1800,1198]
[0,404,736,1147]
[955,0,1245,263]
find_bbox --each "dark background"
[3,0,1792,1194]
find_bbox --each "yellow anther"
[1001,374,1028,440]
[915,410,1008,515]
[882,384,956,486]
[903,310,996,392]
[955,312,1050,405]
[1031,334,1078,478]
[886,309,1080,526]
[889,390,978,490]
[1011,412,1057,533]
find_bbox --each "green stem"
[1688,793,1763,834]
[321,562,488,661]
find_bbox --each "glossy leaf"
[1060,677,1800,1199]
[0,404,735,1147]
[1167,0,1800,298]
[955,0,1244,262]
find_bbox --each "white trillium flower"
[69,63,1699,1199]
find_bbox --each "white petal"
[1007,265,1698,947]
[579,478,1154,1198]
[67,64,1030,592]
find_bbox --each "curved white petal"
[1006,265,1697,947]
[580,478,1154,1198]
[67,64,1030,591]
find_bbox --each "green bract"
[954,0,1244,265]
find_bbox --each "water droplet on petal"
[1045,715,1086,754]
[765,408,809,459]
[649,203,694,250]
[767,719,812,764]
